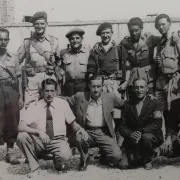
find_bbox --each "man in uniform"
[120,17,160,100]
[60,28,91,96]
[0,28,23,164]
[17,11,61,101]
[154,14,180,130]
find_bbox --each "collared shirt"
[20,97,75,136]
[0,51,21,80]
[60,45,91,80]
[136,96,146,116]
[86,96,105,127]
[17,33,60,67]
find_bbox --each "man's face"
[128,25,142,42]
[43,84,56,104]
[133,80,148,99]
[156,18,171,35]
[34,19,47,35]
[46,65,54,76]
[88,79,103,99]
[0,32,9,49]
[100,28,113,45]
[69,33,83,49]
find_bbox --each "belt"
[36,66,46,73]
[67,78,85,83]
[0,80,13,86]
[85,125,107,131]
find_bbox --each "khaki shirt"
[61,45,91,80]
[0,51,21,80]
[17,33,60,69]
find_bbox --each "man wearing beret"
[17,11,61,103]
[120,17,160,100]
[60,28,91,96]
[87,22,130,145]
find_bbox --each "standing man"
[0,28,23,164]
[17,79,82,177]
[120,17,160,99]
[119,78,163,170]
[17,11,61,101]
[154,14,180,132]
[66,75,125,171]
[61,28,91,96]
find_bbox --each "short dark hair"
[128,17,143,29]
[155,14,171,29]
[0,28,9,38]
[41,78,57,90]
[88,74,104,84]
[133,78,147,86]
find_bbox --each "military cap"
[96,22,112,36]
[31,11,47,23]
[127,17,143,29]
[66,28,85,38]
[155,14,171,29]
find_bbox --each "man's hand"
[76,128,89,141]
[19,96,24,110]
[130,131,142,144]
[159,136,172,155]
[38,131,50,144]
[118,81,128,92]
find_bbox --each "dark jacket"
[119,96,163,141]
[66,92,124,138]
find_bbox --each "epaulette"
[47,35,58,40]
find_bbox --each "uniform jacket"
[119,96,163,141]
[66,92,124,138]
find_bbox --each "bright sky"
[14,0,180,22]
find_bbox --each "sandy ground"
[0,146,180,180]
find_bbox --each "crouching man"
[65,75,125,171]
[17,78,81,177]
[119,78,163,170]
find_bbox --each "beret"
[155,14,171,29]
[96,22,112,36]
[127,17,143,29]
[66,28,85,38]
[31,11,47,23]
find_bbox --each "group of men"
[0,10,180,177]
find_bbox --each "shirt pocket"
[63,56,74,72]
[79,59,88,73]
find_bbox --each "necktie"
[46,104,54,139]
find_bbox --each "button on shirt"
[86,97,105,127]
[20,97,75,136]
[61,45,91,80]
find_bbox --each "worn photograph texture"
[0,0,180,179]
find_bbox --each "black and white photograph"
[0,0,180,179]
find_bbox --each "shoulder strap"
[0,63,15,80]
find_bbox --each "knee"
[108,148,122,164]
[75,133,83,145]
[54,146,72,162]
[17,132,29,143]
[141,133,154,143]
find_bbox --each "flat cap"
[155,14,171,29]
[31,11,47,23]
[96,22,112,36]
[66,28,85,38]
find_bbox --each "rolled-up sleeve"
[64,101,75,124]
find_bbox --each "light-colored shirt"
[61,45,91,79]
[20,97,75,136]
[136,96,146,116]
[86,97,105,127]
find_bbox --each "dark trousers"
[0,86,19,145]
[121,133,162,168]
[76,127,122,165]
[63,82,87,96]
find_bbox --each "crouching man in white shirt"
[17,78,81,177]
